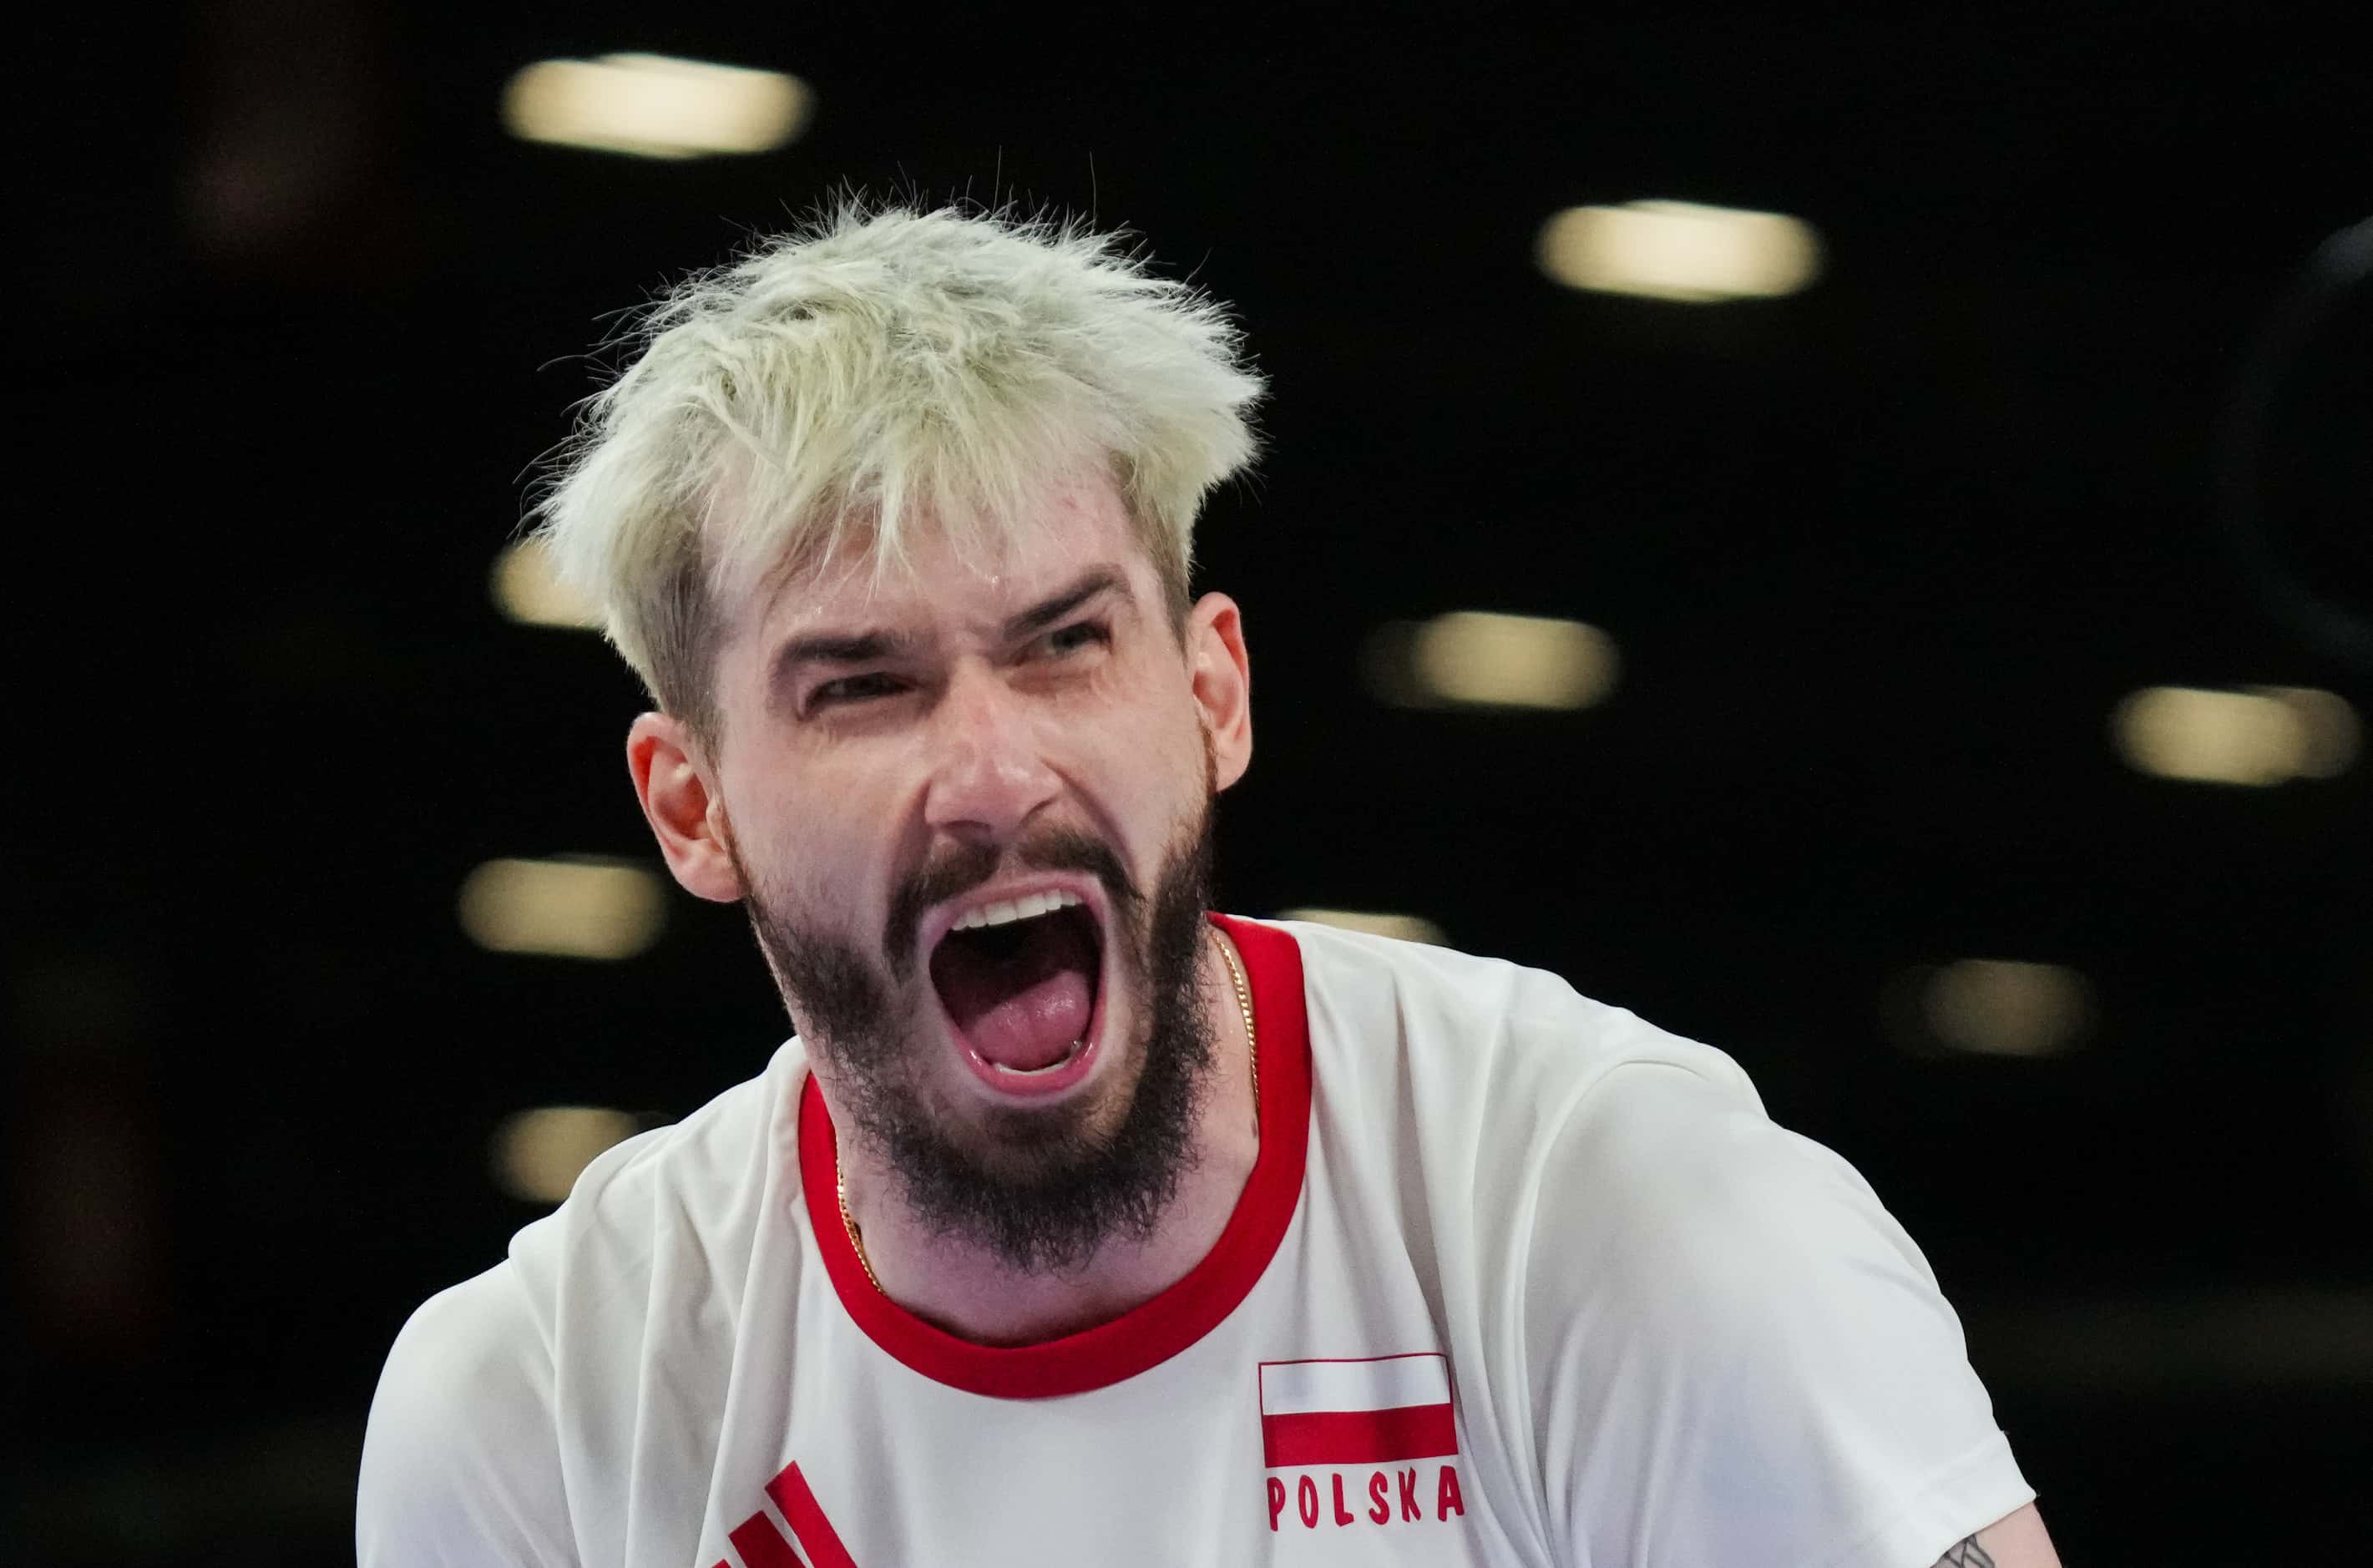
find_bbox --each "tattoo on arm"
[1935,1538,1995,1568]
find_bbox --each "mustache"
[883,827,1141,979]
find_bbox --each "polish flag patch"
[1257,1353,1459,1469]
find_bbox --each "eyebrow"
[771,628,918,679]
[1000,565,1132,642]
[767,566,1136,694]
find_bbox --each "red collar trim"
[797,913,1309,1399]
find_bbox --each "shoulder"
[358,1042,806,1565]
[1278,918,1762,1137]
[1278,918,1785,1286]
[505,1040,802,1308]
[1523,1064,2034,1568]
[1529,1060,1930,1321]
[1282,920,1886,1308]
[357,1263,570,1564]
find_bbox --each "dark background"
[12,2,2371,1561]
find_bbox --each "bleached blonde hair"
[529,199,1267,746]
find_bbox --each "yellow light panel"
[1366,611,1618,711]
[1536,200,1823,302]
[503,53,811,159]
[2110,685,2359,786]
[458,857,667,960]
[492,1106,638,1203]
[1921,959,2091,1058]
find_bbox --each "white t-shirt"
[358,915,2033,1567]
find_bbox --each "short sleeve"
[357,1263,577,1568]
[1523,1062,2033,1568]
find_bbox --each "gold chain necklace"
[836,926,1259,1296]
[837,1138,885,1294]
[1217,927,1259,1127]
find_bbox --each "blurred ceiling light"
[1536,200,1823,302]
[1364,611,1619,711]
[458,857,667,960]
[503,53,811,159]
[493,1106,637,1203]
[490,537,604,630]
[1275,908,1447,945]
[2111,684,2360,786]
[2255,685,2362,777]
[1919,959,2092,1058]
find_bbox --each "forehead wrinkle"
[740,473,1158,702]
[772,548,1133,648]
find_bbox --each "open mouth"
[927,890,1108,1092]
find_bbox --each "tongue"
[931,915,1097,1072]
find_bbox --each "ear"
[626,712,746,903]
[1186,591,1252,791]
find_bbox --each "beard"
[730,787,1219,1275]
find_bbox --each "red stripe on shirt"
[727,1510,806,1568]
[1261,1402,1459,1468]
[767,1463,859,1568]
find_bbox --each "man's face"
[699,472,1248,1269]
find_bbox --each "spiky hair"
[529,199,1267,744]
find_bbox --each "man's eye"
[809,673,905,709]
[1038,620,1111,658]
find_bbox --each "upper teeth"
[949,889,1085,933]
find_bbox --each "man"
[359,202,2061,1567]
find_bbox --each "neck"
[828,929,1259,1346]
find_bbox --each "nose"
[921,660,1060,846]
